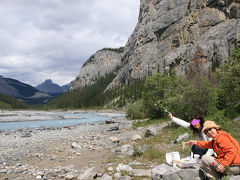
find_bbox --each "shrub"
[126,100,146,119]
[215,40,240,116]
[142,73,178,119]
[179,75,216,118]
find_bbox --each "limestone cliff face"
[70,49,122,90]
[106,0,240,89]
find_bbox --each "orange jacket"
[197,131,240,167]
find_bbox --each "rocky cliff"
[106,0,240,89]
[70,49,122,90]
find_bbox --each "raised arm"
[168,113,190,129]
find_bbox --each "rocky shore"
[0,110,239,180]
[0,110,153,180]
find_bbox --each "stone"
[65,173,76,180]
[131,134,142,141]
[115,176,131,180]
[145,127,158,137]
[109,136,120,143]
[108,167,114,171]
[151,164,201,180]
[130,169,151,177]
[174,133,190,144]
[107,126,120,131]
[71,142,81,149]
[116,163,132,172]
[121,144,134,156]
[77,167,96,180]
[98,174,112,180]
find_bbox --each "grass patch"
[105,115,240,178]
[132,117,168,129]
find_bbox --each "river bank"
[0,109,139,179]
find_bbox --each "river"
[0,110,125,131]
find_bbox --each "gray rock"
[109,136,120,143]
[116,163,133,172]
[71,142,82,149]
[130,169,151,177]
[145,127,158,137]
[107,126,120,131]
[152,164,175,180]
[229,175,240,180]
[98,174,112,180]
[174,133,190,144]
[65,172,76,180]
[77,167,96,180]
[121,144,134,156]
[131,134,142,141]
[106,0,240,90]
[152,164,201,180]
[71,49,122,90]
[114,174,132,180]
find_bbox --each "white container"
[172,152,180,168]
[194,154,200,163]
[165,152,172,165]
[166,152,180,167]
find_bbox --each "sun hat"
[203,121,221,134]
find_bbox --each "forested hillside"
[127,40,240,122]
[0,93,28,109]
[47,40,239,126]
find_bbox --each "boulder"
[152,164,200,180]
[98,174,112,180]
[77,167,96,180]
[145,127,158,137]
[174,133,190,144]
[116,163,133,173]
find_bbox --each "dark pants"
[191,145,208,158]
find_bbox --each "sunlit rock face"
[106,0,240,90]
[70,49,122,90]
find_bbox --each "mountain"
[70,48,123,90]
[70,1,240,91]
[36,79,63,95]
[36,79,72,95]
[106,0,240,89]
[0,75,50,104]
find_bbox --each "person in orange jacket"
[188,121,240,179]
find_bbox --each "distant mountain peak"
[44,79,53,84]
[36,79,72,95]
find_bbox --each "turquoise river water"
[0,112,119,131]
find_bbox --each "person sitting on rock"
[188,121,240,179]
[168,112,214,158]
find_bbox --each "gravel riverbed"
[0,109,142,180]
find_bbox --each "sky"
[0,0,140,86]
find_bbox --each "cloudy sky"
[0,0,140,86]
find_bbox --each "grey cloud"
[0,0,140,86]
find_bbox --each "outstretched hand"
[168,113,173,120]
[187,140,197,146]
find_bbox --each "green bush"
[178,75,216,119]
[215,42,240,116]
[142,73,179,119]
[126,100,146,119]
